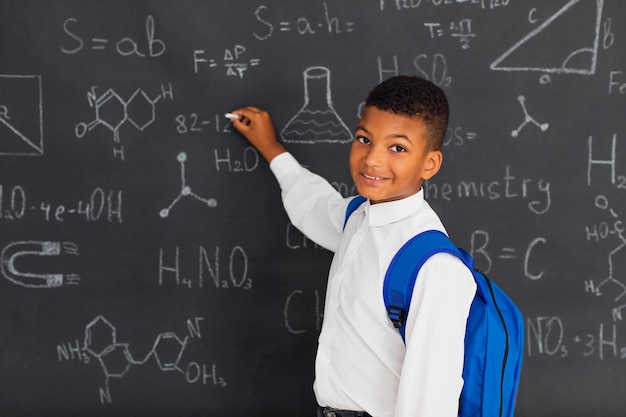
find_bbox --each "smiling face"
[349,106,443,204]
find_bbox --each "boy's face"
[349,106,442,204]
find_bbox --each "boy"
[230,76,476,417]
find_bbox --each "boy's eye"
[356,136,370,144]
[390,145,407,153]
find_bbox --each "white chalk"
[224,113,240,120]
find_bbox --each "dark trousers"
[317,407,373,417]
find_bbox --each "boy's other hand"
[229,106,287,163]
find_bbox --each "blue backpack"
[344,196,524,417]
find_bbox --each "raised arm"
[228,106,347,252]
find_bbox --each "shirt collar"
[362,189,425,227]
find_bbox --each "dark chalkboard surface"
[1,1,626,416]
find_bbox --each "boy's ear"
[421,150,443,181]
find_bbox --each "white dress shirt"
[270,152,476,417]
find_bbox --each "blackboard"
[1,0,626,416]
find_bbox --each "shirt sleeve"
[393,253,477,417]
[269,152,347,253]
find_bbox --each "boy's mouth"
[361,172,386,182]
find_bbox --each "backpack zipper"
[484,274,510,417]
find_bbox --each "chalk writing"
[193,45,261,78]
[424,19,476,49]
[602,16,614,49]
[0,75,43,156]
[38,188,123,223]
[379,0,510,11]
[253,3,355,41]
[61,15,166,58]
[587,134,621,186]
[443,126,477,147]
[0,184,25,220]
[469,230,546,279]
[424,165,551,215]
[284,289,323,334]
[527,317,626,360]
[285,223,325,250]
[57,316,225,404]
[609,70,626,94]
[526,316,567,358]
[175,113,236,134]
[0,185,122,223]
[214,147,260,173]
[377,54,452,86]
[159,245,252,290]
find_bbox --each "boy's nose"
[365,146,384,167]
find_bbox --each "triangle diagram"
[0,75,43,156]
[490,0,603,75]
[0,117,43,155]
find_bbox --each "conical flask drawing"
[280,66,353,144]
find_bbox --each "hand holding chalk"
[227,107,286,163]
[225,112,250,126]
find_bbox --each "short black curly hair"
[364,75,449,151]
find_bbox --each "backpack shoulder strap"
[383,230,467,342]
[343,195,367,231]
